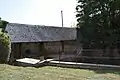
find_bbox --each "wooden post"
[39,42,44,56]
[61,10,63,27]
[59,48,60,63]
[19,43,22,58]
[60,10,64,61]
[61,41,64,53]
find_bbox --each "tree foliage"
[76,0,120,49]
[0,17,8,32]
[0,17,10,63]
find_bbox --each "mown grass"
[0,64,120,80]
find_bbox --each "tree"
[0,17,8,32]
[0,17,10,63]
[76,0,120,50]
[0,31,11,63]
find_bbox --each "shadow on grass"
[8,62,46,68]
[7,61,120,76]
[92,69,120,75]
[46,64,120,75]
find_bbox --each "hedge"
[0,30,11,63]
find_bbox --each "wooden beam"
[19,43,22,58]
[61,41,64,53]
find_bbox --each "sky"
[0,0,77,27]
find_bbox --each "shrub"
[0,31,11,63]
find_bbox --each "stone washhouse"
[5,23,80,62]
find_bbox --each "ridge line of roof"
[8,23,76,29]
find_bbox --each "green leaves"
[0,18,8,32]
[0,18,11,63]
[76,0,120,48]
[0,31,10,48]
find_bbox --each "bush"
[0,31,11,63]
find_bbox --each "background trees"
[76,0,120,50]
[0,17,8,32]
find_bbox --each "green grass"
[0,64,120,80]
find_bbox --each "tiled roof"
[5,23,76,43]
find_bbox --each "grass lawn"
[0,64,120,80]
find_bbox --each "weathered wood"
[16,58,40,64]
[76,56,120,59]
[49,61,120,69]
[15,58,54,67]
[19,43,22,58]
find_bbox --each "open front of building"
[11,40,79,61]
